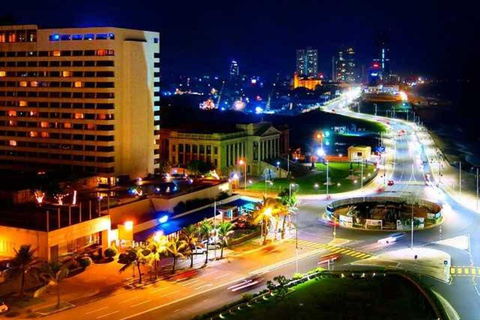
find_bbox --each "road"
[41,92,480,320]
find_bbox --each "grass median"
[249,162,377,195]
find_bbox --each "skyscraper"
[373,32,390,77]
[296,48,318,77]
[229,60,239,80]
[335,47,357,83]
[0,25,160,181]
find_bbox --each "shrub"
[104,247,117,259]
[242,293,254,301]
[292,273,303,280]
[78,256,92,269]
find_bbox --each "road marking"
[182,279,201,286]
[97,311,120,319]
[174,309,181,313]
[199,270,218,277]
[163,290,180,297]
[86,306,108,314]
[195,283,213,290]
[119,296,138,304]
[151,286,169,293]
[216,273,231,279]
[130,300,152,308]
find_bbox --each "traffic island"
[351,247,451,283]
[326,196,443,231]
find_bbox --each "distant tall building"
[296,48,318,77]
[229,60,239,80]
[335,47,356,83]
[0,25,160,181]
[373,32,390,78]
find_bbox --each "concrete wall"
[151,181,231,213]
[0,226,48,259]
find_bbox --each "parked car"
[0,302,9,314]
[191,246,207,255]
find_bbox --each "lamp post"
[326,160,329,196]
[238,159,247,190]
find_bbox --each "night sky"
[2,0,477,79]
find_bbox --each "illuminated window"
[72,34,82,41]
[97,113,107,120]
[75,113,84,119]
[30,81,38,87]
[30,131,38,138]
[0,71,6,77]
[109,33,115,40]
[52,50,61,57]
[8,120,17,126]
[8,110,16,117]
[0,32,5,43]
[40,122,49,128]
[19,81,28,87]
[41,132,49,138]
[62,71,72,77]
[97,49,106,56]
[87,123,95,130]
[49,34,60,41]
[20,101,27,107]
[29,111,38,116]
[8,32,16,43]
[84,34,94,41]
[9,140,17,146]
[64,123,72,129]
[74,81,83,88]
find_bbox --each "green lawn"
[227,275,437,320]
[249,162,376,195]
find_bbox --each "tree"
[167,238,187,273]
[266,275,289,300]
[217,222,234,259]
[198,219,213,265]
[251,198,285,244]
[34,261,69,308]
[181,225,200,268]
[278,189,298,239]
[146,235,168,278]
[9,245,38,299]
[104,247,117,261]
[188,160,215,176]
[118,247,148,284]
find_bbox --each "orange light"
[74,81,83,88]
[62,71,71,77]
[41,132,49,138]
[124,221,133,231]
[74,113,84,119]
[8,110,16,117]
[238,159,245,165]
[0,71,6,77]
[19,81,27,87]
[30,131,38,137]
[19,101,27,107]
[63,122,72,129]
[9,140,17,146]
[52,50,61,57]
[40,122,49,128]
[30,81,38,87]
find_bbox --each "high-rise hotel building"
[0,25,160,183]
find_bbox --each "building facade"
[335,47,356,83]
[161,123,288,176]
[296,48,318,77]
[0,25,160,181]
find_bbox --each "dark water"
[412,81,480,168]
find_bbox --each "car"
[227,276,264,292]
[0,302,8,314]
[377,233,404,245]
[387,180,394,186]
[191,246,207,255]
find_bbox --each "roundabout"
[325,196,443,231]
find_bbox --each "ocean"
[412,81,480,169]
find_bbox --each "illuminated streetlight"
[317,148,326,157]
[124,220,133,231]
[238,159,247,190]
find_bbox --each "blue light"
[325,131,330,137]
[221,107,226,111]
[255,106,263,114]
[159,215,169,224]
[49,34,60,41]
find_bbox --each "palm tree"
[118,247,148,284]
[199,219,213,265]
[34,260,69,308]
[9,245,38,299]
[278,189,298,239]
[167,238,187,273]
[181,225,199,268]
[217,222,234,259]
[146,236,168,279]
[252,198,285,244]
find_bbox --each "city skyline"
[1,0,477,79]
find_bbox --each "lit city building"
[229,60,239,80]
[160,122,289,176]
[335,47,357,83]
[373,32,390,80]
[292,72,322,90]
[0,25,160,182]
[296,48,318,77]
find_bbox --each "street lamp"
[238,159,247,190]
